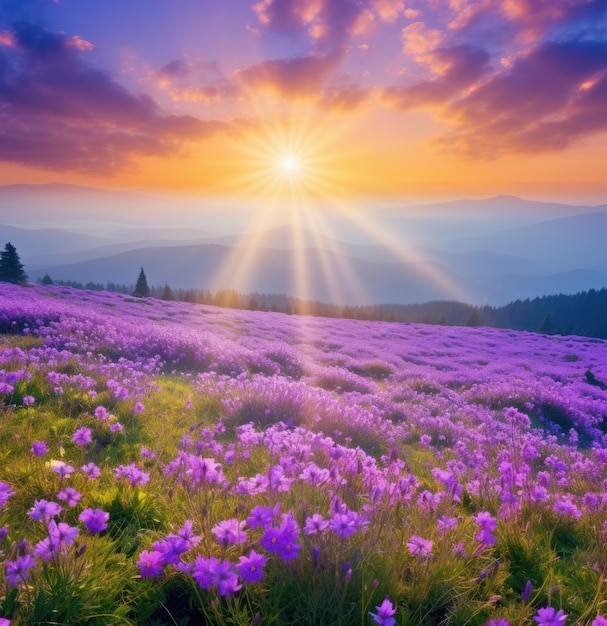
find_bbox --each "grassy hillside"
[1,284,607,625]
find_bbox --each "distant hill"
[33,243,472,305]
[436,211,607,273]
[31,241,607,306]
[4,184,607,305]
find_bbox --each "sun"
[281,156,299,175]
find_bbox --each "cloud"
[252,0,414,49]
[401,21,443,59]
[382,44,491,109]
[234,50,343,99]
[437,39,607,155]
[157,59,191,80]
[320,78,373,111]
[378,0,607,157]
[0,22,231,173]
[371,0,405,23]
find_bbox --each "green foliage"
[0,242,28,285]
[133,267,151,298]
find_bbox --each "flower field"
[1,283,607,625]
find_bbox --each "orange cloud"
[234,51,343,100]
[371,0,405,23]
[401,22,443,60]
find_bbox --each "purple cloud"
[252,0,404,49]
[234,50,343,99]
[381,45,491,110]
[0,22,230,172]
[437,39,607,155]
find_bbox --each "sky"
[1,0,607,205]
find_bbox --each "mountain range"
[1,184,606,306]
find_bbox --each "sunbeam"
[209,106,470,310]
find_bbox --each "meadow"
[1,282,607,625]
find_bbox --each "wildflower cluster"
[1,283,607,624]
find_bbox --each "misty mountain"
[30,243,607,306]
[4,184,607,305]
[32,243,469,305]
[0,224,106,259]
[436,212,607,273]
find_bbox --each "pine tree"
[0,242,28,285]
[537,311,555,335]
[161,283,174,301]
[133,267,150,298]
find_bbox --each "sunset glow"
[0,1,605,203]
[1,1,606,308]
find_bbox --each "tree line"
[1,241,606,340]
[37,268,607,339]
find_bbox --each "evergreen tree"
[537,311,555,335]
[161,283,174,301]
[0,242,28,285]
[133,267,150,298]
[40,273,54,285]
[465,308,481,327]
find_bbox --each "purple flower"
[437,515,458,533]
[192,556,220,590]
[473,511,497,532]
[246,504,276,530]
[485,620,510,626]
[369,597,397,626]
[82,462,101,480]
[552,498,582,519]
[236,549,266,584]
[49,520,79,545]
[137,550,164,578]
[0,618,11,626]
[22,395,35,406]
[521,579,532,602]
[52,462,74,479]
[592,617,607,626]
[79,508,109,534]
[212,518,247,546]
[57,487,82,508]
[473,511,497,545]
[72,426,92,447]
[140,446,156,459]
[407,535,433,559]
[30,440,48,457]
[5,554,36,587]
[259,525,302,561]
[35,520,80,560]
[176,520,201,550]
[304,514,329,535]
[109,422,123,433]
[94,406,109,420]
[0,482,15,508]
[113,463,149,486]
[133,401,145,414]
[34,536,58,561]
[533,607,568,625]
[328,512,358,540]
[212,560,242,597]
[28,499,62,523]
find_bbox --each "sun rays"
[208,109,471,310]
